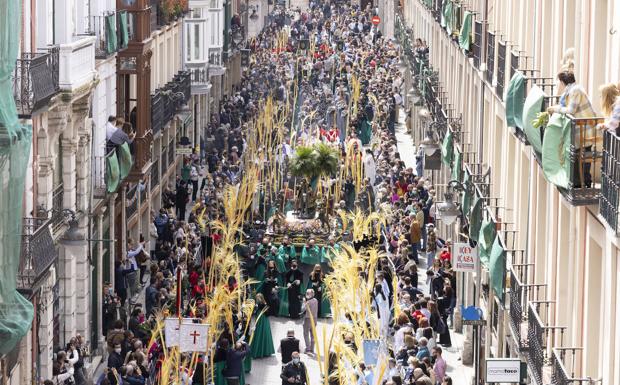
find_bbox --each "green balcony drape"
[118,142,133,179]
[441,0,453,31]
[106,151,121,193]
[0,0,35,355]
[119,11,129,49]
[477,217,497,268]
[461,170,472,217]
[505,71,526,127]
[522,85,546,155]
[451,149,462,182]
[468,197,483,241]
[542,113,572,188]
[459,11,472,51]
[441,131,454,165]
[489,236,506,302]
[105,14,118,54]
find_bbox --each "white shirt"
[106,122,117,140]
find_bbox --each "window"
[210,0,218,9]
[193,24,200,60]
[185,21,205,62]
[192,8,202,19]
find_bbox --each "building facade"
[402,1,620,384]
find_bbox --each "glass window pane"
[194,24,200,60]
[186,24,191,61]
[192,8,202,18]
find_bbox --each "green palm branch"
[313,143,340,177]
[289,146,317,178]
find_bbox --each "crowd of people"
[44,2,461,385]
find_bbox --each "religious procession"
[94,2,456,385]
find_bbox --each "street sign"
[486,359,522,383]
[452,242,478,272]
[372,15,381,25]
[176,147,193,155]
[462,319,486,326]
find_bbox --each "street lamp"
[437,179,470,225]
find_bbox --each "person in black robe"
[262,261,281,316]
[285,262,304,319]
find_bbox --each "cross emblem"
[190,330,200,344]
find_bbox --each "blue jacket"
[223,344,249,377]
[416,346,430,360]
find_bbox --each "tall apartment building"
[401,1,620,384]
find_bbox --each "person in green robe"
[277,236,297,265]
[357,118,372,145]
[321,237,341,264]
[300,238,323,266]
[250,294,275,358]
[266,246,286,273]
[307,264,331,318]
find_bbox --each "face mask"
[115,348,122,354]
[292,358,300,364]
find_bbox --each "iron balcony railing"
[473,20,483,69]
[486,30,495,84]
[17,217,58,291]
[140,183,147,206]
[496,40,507,98]
[551,348,602,385]
[600,130,620,234]
[509,262,546,352]
[562,116,605,206]
[161,148,168,174]
[13,49,60,117]
[209,49,222,66]
[51,184,65,232]
[151,71,191,136]
[151,158,160,188]
[92,148,116,198]
[126,184,138,219]
[526,301,566,385]
[168,139,175,167]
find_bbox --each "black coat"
[280,361,307,385]
[279,337,300,364]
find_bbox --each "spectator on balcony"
[599,82,620,136]
[106,116,117,147]
[108,119,136,147]
[547,71,595,119]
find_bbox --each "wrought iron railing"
[209,49,222,66]
[473,20,483,69]
[551,348,601,385]
[17,217,58,291]
[168,139,175,166]
[51,184,65,232]
[13,49,60,117]
[92,148,116,198]
[191,67,209,84]
[151,71,191,136]
[526,301,566,385]
[126,184,138,219]
[561,116,605,206]
[486,31,495,84]
[510,49,520,80]
[161,148,168,174]
[496,40,506,98]
[600,130,620,234]
[509,267,525,348]
[140,183,147,206]
[151,158,160,189]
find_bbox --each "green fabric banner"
[459,11,472,51]
[489,235,507,302]
[119,11,129,49]
[442,131,454,165]
[105,14,118,54]
[441,0,453,31]
[505,71,526,127]
[542,113,572,188]
[477,217,497,268]
[522,85,546,155]
[468,197,483,241]
[106,151,121,193]
[118,142,133,179]
[461,170,472,217]
[451,148,462,182]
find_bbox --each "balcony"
[126,184,138,219]
[559,116,605,206]
[168,139,175,167]
[600,130,620,234]
[83,12,130,59]
[58,36,96,92]
[472,20,483,69]
[92,148,129,198]
[151,158,160,189]
[190,67,211,95]
[151,0,188,30]
[526,301,566,385]
[17,217,58,292]
[496,41,506,98]
[13,49,60,117]
[151,70,191,136]
[486,30,495,84]
[551,348,601,385]
[51,184,65,233]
